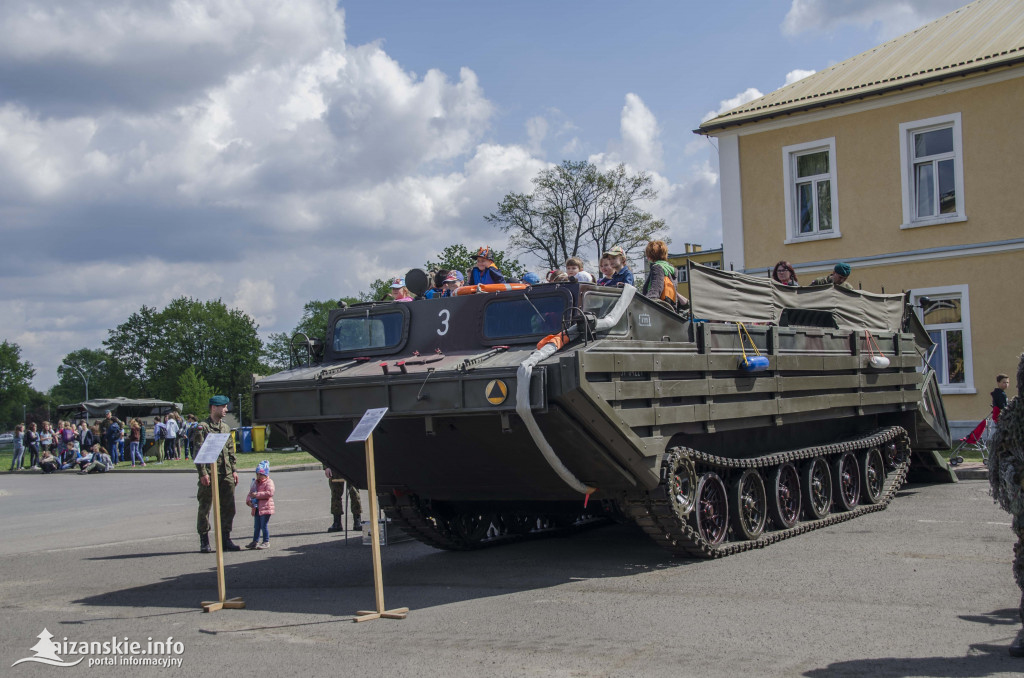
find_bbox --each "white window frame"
[899,113,966,229]
[909,284,975,395]
[782,137,840,244]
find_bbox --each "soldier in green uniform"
[810,262,854,289]
[192,395,240,553]
[326,466,362,532]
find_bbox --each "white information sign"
[194,433,232,465]
[347,407,389,443]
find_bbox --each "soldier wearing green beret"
[192,395,240,553]
[811,262,854,290]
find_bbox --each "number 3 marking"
[437,309,450,336]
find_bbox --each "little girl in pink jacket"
[245,460,275,549]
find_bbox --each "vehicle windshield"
[333,312,404,352]
[583,291,629,333]
[483,295,566,339]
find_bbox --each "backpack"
[647,261,677,304]
[108,422,120,439]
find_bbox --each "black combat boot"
[199,533,213,553]
[327,515,343,532]
[1010,628,1024,657]
[222,533,241,551]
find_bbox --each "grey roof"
[698,0,1024,133]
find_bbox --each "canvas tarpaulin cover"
[57,397,182,418]
[688,263,905,332]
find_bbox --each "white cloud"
[618,93,663,172]
[0,3,724,391]
[525,116,548,156]
[701,87,764,123]
[584,94,721,270]
[782,0,968,41]
[784,68,816,86]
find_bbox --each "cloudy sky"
[0,0,967,389]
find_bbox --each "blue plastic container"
[237,427,253,453]
[739,356,770,372]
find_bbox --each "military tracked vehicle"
[253,264,951,558]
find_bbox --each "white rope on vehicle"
[515,284,636,495]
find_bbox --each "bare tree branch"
[485,161,667,272]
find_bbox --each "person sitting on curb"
[79,444,114,474]
[39,448,60,474]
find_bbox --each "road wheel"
[666,453,697,520]
[729,469,767,540]
[769,463,801,529]
[860,448,886,505]
[802,457,832,520]
[448,512,495,543]
[695,472,729,546]
[832,452,860,511]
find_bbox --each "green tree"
[177,366,215,417]
[424,243,526,280]
[485,160,667,270]
[0,340,35,429]
[359,278,393,303]
[51,349,134,405]
[105,298,263,401]
[151,297,263,399]
[263,298,356,371]
[103,305,159,396]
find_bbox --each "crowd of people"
[391,245,857,309]
[8,409,201,474]
[398,244,675,304]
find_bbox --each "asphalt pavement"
[1,469,1022,677]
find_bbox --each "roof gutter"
[694,55,1024,136]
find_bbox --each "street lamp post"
[60,360,106,402]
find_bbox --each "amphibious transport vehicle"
[253,264,952,557]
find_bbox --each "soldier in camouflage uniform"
[192,395,240,553]
[988,354,1024,656]
[326,466,361,532]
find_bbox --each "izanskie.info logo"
[12,628,185,668]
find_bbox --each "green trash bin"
[252,426,268,453]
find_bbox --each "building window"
[782,138,840,244]
[899,113,966,229]
[910,285,974,394]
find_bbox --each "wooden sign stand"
[352,430,407,622]
[201,460,245,613]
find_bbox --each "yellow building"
[667,243,723,302]
[697,0,1024,434]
